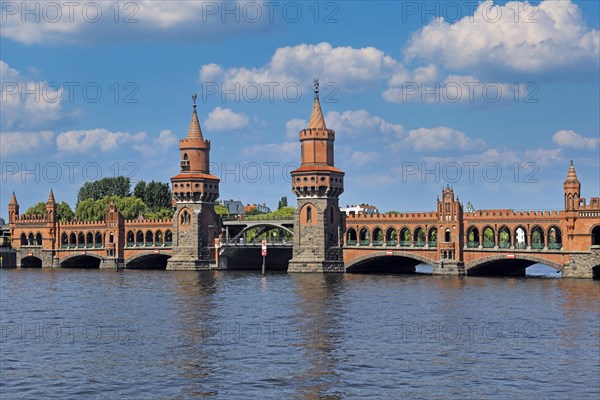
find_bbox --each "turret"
[564,161,581,211]
[46,189,57,222]
[8,192,19,223]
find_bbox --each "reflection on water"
[1,269,598,399]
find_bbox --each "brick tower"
[563,160,581,241]
[434,186,465,275]
[166,95,221,270]
[8,192,19,224]
[288,80,345,273]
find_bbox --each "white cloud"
[286,118,307,139]
[1,1,272,45]
[199,42,399,95]
[552,130,599,150]
[0,60,70,129]
[348,151,379,167]
[56,129,145,152]
[0,130,54,156]
[242,142,299,161]
[132,130,179,155]
[204,107,249,131]
[324,110,404,139]
[401,127,486,152]
[405,0,600,77]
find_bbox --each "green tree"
[215,205,230,216]
[277,196,288,210]
[75,196,146,221]
[77,176,131,203]
[133,180,172,211]
[25,201,74,221]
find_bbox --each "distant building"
[244,203,272,214]
[341,204,379,216]
[218,200,245,215]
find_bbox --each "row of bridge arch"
[18,229,174,249]
[344,225,573,249]
[125,230,172,247]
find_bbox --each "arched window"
[592,226,600,246]
[400,228,411,246]
[61,233,68,247]
[28,233,34,246]
[548,227,562,249]
[467,227,480,248]
[21,233,27,246]
[306,206,312,223]
[346,228,357,245]
[531,227,544,249]
[483,227,495,248]
[165,230,173,245]
[183,153,188,161]
[78,233,85,248]
[127,231,134,246]
[444,229,451,242]
[86,232,93,248]
[156,230,163,246]
[372,228,383,246]
[386,228,397,246]
[499,227,511,248]
[180,210,190,225]
[428,228,438,247]
[145,230,154,246]
[69,233,76,247]
[95,232,103,247]
[136,231,143,246]
[514,227,526,249]
[414,228,425,247]
[35,233,42,246]
[359,228,369,246]
[109,233,114,244]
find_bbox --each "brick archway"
[465,254,564,273]
[345,250,437,272]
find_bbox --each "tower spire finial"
[308,78,326,129]
[192,92,198,108]
[187,94,203,139]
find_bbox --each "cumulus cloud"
[400,127,486,152]
[405,0,600,77]
[199,42,399,95]
[552,130,599,150]
[348,151,379,167]
[0,60,71,129]
[204,107,249,131]
[286,118,307,139]
[242,142,299,161]
[325,109,404,139]
[0,130,54,156]
[132,130,179,155]
[1,1,273,45]
[56,128,145,152]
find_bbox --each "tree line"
[25,177,173,221]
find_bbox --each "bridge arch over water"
[125,252,171,269]
[345,251,437,273]
[465,254,564,276]
[60,253,103,268]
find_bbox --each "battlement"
[124,218,173,225]
[17,214,51,223]
[347,211,438,220]
[464,209,562,219]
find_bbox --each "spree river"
[1,269,598,399]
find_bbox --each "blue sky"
[1,0,599,216]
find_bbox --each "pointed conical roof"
[9,191,18,206]
[187,106,204,139]
[308,96,327,130]
[564,160,580,185]
[47,189,55,204]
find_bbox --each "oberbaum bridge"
[7,85,600,278]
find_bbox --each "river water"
[1,269,598,399]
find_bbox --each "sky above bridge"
[1,0,599,215]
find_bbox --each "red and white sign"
[80,251,86,255]
[386,250,394,256]
[507,253,515,259]
[261,240,267,257]
[153,250,160,254]
[27,252,33,257]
